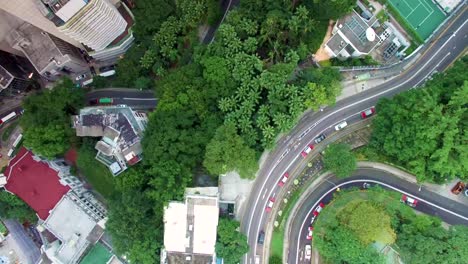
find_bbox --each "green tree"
[323,143,357,177]
[307,0,355,20]
[370,58,468,182]
[20,78,83,158]
[269,255,282,264]
[215,218,249,264]
[338,201,396,245]
[204,124,258,179]
[0,191,37,223]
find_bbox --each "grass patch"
[77,140,115,199]
[318,60,332,67]
[1,120,19,141]
[270,229,285,258]
[0,221,7,235]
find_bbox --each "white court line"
[406,3,421,18]
[246,18,468,263]
[295,179,468,263]
[401,0,416,12]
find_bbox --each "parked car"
[301,144,315,158]
[360,107,375,119]
[75,74,86,81]
[278,172,289,187]
[88,99,98,105]
[451,181,465,195]
[257,231,265,245]
[334,121,348,131]
[401,194,418,207]
[314,133,326,144]
[306,226,314,240]
[266,197,275,212]
[305,245,312,260]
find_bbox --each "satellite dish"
[366,28,376,41]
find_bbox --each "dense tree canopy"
[0,191,37,223]
[338,201,396,245]
[20,78,83,158]
[215,218,249,264]
[370,57,468,182]
[323,143,357,177]
[306,0,356,20]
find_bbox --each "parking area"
[387,0,447,39]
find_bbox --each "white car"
[334,121,348,131]
[75,74,86,81]
[305,245,312,260]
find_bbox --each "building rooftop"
[7,23,65,74]
[326,10,380,56]
[0,65,14,89]
[163,194,219,263]
[4,147,70,220]
[44,194,97,264]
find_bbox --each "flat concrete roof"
[44,195,96,264]
[164,202,188,253]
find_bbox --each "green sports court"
[387,0,447,40]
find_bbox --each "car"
[301,144,314,158]
[362,182,371,189]
[305,245,312,260]
[266,197,275,212]
[401,194,418,207]
[451,181,465,195]
[314,133,326,144]
[90,66,97,76]
[306,226,314,240]
[75,74,86,81]
[334,121,348,131]
[360,107,376,119]
[313,202,324,216]
[278,172,289,187]
[99,65,115,72]
[89,99,98,105]
[257,231,265,245]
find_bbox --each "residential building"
[324,10,381,59]
[7,23,88,80]
[2,147,108,264]
[0,0,134,62]
[162,189,220,264]
[0,51,34,93]
[72,105,148,175]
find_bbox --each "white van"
[334,121,348,131]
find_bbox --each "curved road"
[289,169,468,264]
[85,89,157,109]
[241,7,468,264]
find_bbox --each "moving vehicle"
[98,97,113,104]
[257,231,265,245]
[313,203,324,216]
[314,133,326,144]
[306,226,314,240]
[278,172,289,187]
[451,181,465,195]
[301,144,314,158]
[334,121,348,131]
[401,194,418,207]
[305,245,312,260]
[0,111,17,125]
[360,107,375,119]
[255,256,260,264]
[266,197,275,212]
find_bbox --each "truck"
[98,97,113,104]
[0,111,17,125]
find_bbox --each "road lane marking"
[294,179,468,263]
[122,97,157,100]
[246,18,468,263]
[262,188,268,200]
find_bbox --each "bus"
[98,70,116,77]
[0,111,17,125]
[99,97,113,104]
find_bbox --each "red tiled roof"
[4,147,70,220]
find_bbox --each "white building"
[162,191,220,264]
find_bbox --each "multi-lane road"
[289,169,468,264]
[241,7,468,264]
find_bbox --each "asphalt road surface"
[289,169,468,264]
[3,220,40,264]
[241,7,468,264]
[85,89,157,110]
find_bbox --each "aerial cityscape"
[0,0,466,264]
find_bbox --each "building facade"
[0,50,34,93]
